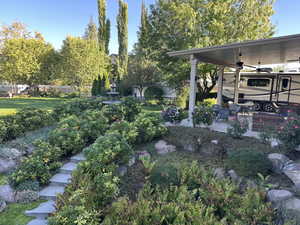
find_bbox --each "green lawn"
[0,97,67,117]
[0,200,45,225]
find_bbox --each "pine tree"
[96,74,102,95]
[84,17,98,41]
[97,0,106,51]
[105,19,111,55]
[117,0,128,79]
[91,78,98,96]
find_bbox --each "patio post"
[188,55,198,126]
[217,66,225,105]
[233,68,241,104]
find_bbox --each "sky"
[0,0,299,54]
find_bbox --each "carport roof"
[168,34,300,68]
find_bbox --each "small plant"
[15,190,39,203]
[192,104,215,127]
[257,173,276,190]
[140,156,156,175]
[227,119,249,139]
[161,106,183,123]
[15,180,40,192]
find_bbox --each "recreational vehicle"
[222,72,300,112]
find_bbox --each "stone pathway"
[25,153,86,225]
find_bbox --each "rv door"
[277,76,292,104]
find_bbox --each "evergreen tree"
[105,19,111,55]
[97,0,106,51]
[96,74,102,95]
[84,17,98,41]
[117,0,128,79]
[91,78,98,96]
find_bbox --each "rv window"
[282,79,289,89]
[247,79,270,87]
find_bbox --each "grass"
[141,104,163,115]
[0,97,67,117]
[0,200,45,225]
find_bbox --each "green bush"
[134,113,167,144]
[106,121,138,145]
[175,86,189,109]
[144,86,164,100]
[192,104,215,127]
[202,98,217,107]
[0,120,7,143]
[15,180,40,192]
[149,163,180,187]
[226,148,272,177]
[121,97,141,122]
[227,120,249,139]
[102,104,125,123]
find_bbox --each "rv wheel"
[263,103,275,112]
[253,102,261,111]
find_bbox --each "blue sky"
[0,0,299,54]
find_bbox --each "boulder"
[267,190,294,203]
[0,185,15,203]
[155,140,176,155]
[213,168,226,179]
[283,163,300,191]
[228,170,240,182]
[138,151,151,160]
[282,198,300,222]
[0,198,6,213]
[0,158,17,174]
[268,153,291,174]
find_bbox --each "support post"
[188,55,198,126]
[233,68,241,104]
[217,66,225,105]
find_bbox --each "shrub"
[192,104,215,127]
[227,119,248,139]
[106,121,138,145]
[121,97,141,122]
[15,180,40,192]
[149,162,180,187]
[144,86,164,100]
[134,113,167,144]
[102,104,125,123]
[226,148,272,177]
[15,190,39,203]
[161,106,184,123]
[276,116,300,151]
[0,120,7,143]
[175,86,189,109]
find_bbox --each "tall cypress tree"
[117,0,128,79]
[84,17,98,41]
[136,0,150,56]
[97,0,106,51]
[105,19,111,55]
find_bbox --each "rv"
[222,72,300,112]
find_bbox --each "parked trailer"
[222,72,300,112]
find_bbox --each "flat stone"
[39,186,64,201]
[155,140,176,155]
[60,162,78,174]
[283,163,300,188]
[0,158,16,173]
[267,190,294,203]
[27,219,48,225]
[70,153,86,163]
[50,173,71,186]
[0,184,15,203]
[25,200,55,219]
[268,153,291,174]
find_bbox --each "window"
[247,79,270,87]
[282,78,289,89]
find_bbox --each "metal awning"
[168,34,300,67]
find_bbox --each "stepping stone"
[60,162,78,174]
[50,173,72,186]
[25,200,55,219]
[39,186,65,201]
[70,153,86,163]
[27,218,48,225]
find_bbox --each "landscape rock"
[138,151,151,160]
[0,158,16,173]
[268,153,291,174]
[282,197,300,222]
[213,168,226,179]
[0,198,6,213]
[267,190,294,203]
[228,170,240,182]
[128,156,136,167]
[0,185,15,203]
[0,148,22,160]
[155,140,176,155]
[117,166,127,177]
[283,163,300,191]
[164,122,175,127]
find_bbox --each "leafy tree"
[145,0,275,100]
[126,55,160,98]
[0,22,31,48]
[84,17,98,41]
[117,0,128,79]
[97,0,107,51]
[0,38,55,89]
[59,36,108,93]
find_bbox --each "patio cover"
[167,34,300,126]
[168,34,300,67]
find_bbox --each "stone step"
[50,173,72,186]
[70,153,86,163]
[60,162,78,174]
[39,186,65,201]
[25,200,55,219]
[27,218,48,225]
